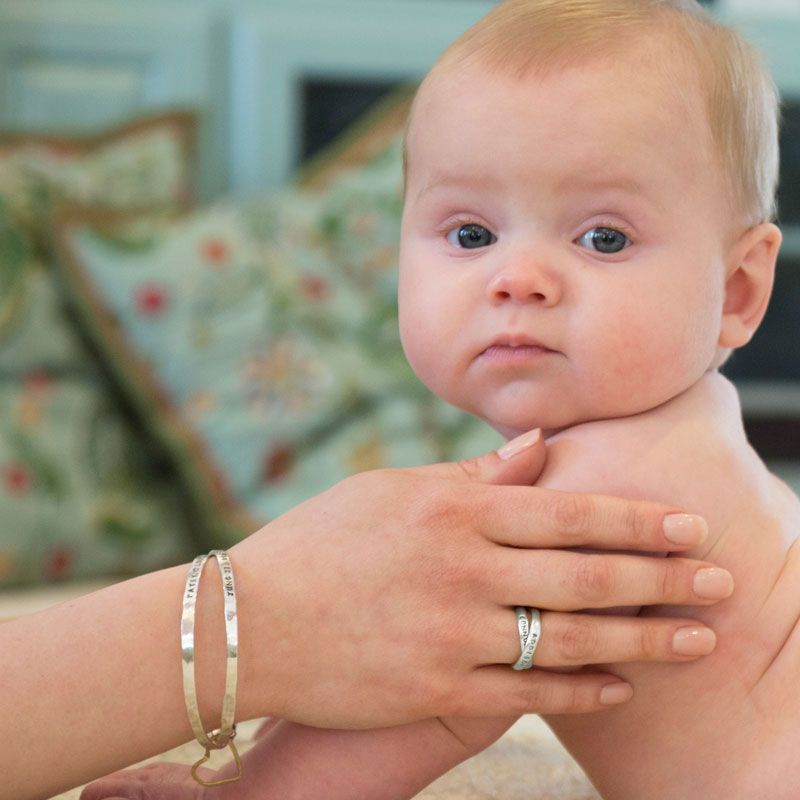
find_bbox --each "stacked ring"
[513,607,542,670]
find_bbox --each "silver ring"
[513,607,541,670]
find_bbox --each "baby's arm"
[79,714,518,799]
[215,715,518,800]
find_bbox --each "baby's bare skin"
[541,370,800,798]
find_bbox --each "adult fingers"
[448,667,633,716]
[491,549,734,610]
[478,609,717,668]
[473,484,708,552]
[406,435,708,555]
[410,428,547,487]
[79,763,206,799]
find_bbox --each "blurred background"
[0,0,798,595]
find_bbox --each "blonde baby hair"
[404,0,781,230]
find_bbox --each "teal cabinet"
[0,0,495,198]
[0,0,797,205]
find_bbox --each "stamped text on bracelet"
[181,550,242,787]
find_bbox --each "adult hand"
[233,428,727,728]
[71,429,729,800]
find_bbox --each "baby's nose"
[486,264,561,306]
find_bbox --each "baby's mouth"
[480,343,554,361]
[479,333,557,361]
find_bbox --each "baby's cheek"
[399,299,449,395]
[398,309,428,375]
[600,309,684,407]
[603,306,658,368]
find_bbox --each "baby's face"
[399,49,733,439]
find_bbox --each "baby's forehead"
[416,40,707,142]
[405,6,772,232]
[404,51,732,227]
[428,18,701,91]
[410,53,713,171]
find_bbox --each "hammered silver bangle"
[181,549,242,786]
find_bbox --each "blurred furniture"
[0,0,496,197]
[0,1,798,591]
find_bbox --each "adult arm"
[4,431,728,800]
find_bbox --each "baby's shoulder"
[537,374,765,529]
[538,411,706,504]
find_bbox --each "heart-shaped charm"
[190,739,243,787]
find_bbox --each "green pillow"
[0,110,196,253]
[0,373,193,588]
[51,129,499,546]
[0,111,200,587]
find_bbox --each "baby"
[85,0,800,797]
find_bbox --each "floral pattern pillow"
[0,111,200,587]
[0,204,90,375]
[0,110,196,251]
[0,371,194,588]
[0,201,196,588]
[52,131,500,545]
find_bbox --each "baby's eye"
[576,226,631,254]
[446,223,497,250]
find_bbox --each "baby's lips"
[485,331,555,350]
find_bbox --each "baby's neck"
[497,370,744,445]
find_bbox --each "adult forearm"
[3,559,266,800]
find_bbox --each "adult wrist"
[189,555,231,728]
[224,538,287,721]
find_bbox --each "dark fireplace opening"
[778,98,800,226]
[301,78,402,163]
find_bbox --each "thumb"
[413,428,546,486]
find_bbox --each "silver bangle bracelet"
[181,549,242,786]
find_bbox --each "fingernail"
[663,514,708,546]
[600,682,634,705]
[693,567,734,599]
[672,626,717,656]
[497,429,542,460]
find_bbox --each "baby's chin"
[489,419,570,443]
[483,400,656,442]
[455,386,591,442]
[478,407,575,442]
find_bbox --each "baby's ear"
[718,222,782,349]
